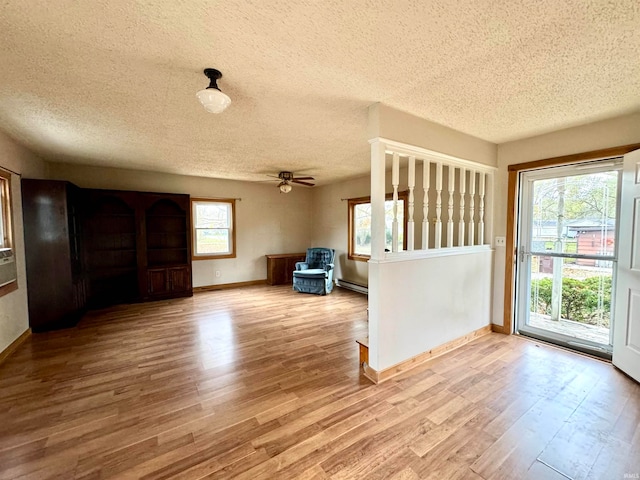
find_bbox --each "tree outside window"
[348,192,407,261]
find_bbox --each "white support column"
[468,169,476,246]
[370,140,387,261]
[447,166,455,248]
[458,167,466,247]
[407,156,415,251]
[434,162,443,249]
[391,153,400,252]
[478,171,486,245]
[421,160,430,250]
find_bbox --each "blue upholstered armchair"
[292,248,336,295]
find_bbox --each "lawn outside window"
[191,198,236,260]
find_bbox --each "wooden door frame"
[502,143,640,335]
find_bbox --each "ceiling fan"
[268,171,315,193]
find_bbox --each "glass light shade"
[196,88,231,113]
[279,183,293,193]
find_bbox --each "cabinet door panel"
[147,268,168,294]
[169,267,191,292]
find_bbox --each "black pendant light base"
[203,68,223,90]
[203,68,222,80]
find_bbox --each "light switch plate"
[495,236,506,247]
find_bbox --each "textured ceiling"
[0,1,638,185]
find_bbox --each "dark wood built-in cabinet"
[84,190,139,307]
[266,253,307,285]
[147,266,191,296]
[22,181,192,331]
[22,180,87,332]
[83,189,192,305]
[143,196,191,298]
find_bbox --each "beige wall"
[313,163,438,286]
[4,107,638,356]
[47,163,314,287]
[368,103,497,168]
[492,113,640,326]
[311,174,370,286]
[0,131,47,353]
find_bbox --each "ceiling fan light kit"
[196,68,231,113]
[271,171,315,193]
[278,182,293,194]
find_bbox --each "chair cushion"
[292,268,327,278]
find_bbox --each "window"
[0,169,11,249]
[348,192,408,261]
[191,198,236,259]
[0,168,16,297]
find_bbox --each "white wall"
[365,105,498,373]
[491,113,640,327]
[369,249,493,371]
[0,131,47,353]
[47,163,314,287]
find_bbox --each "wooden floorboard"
[0,284,638,479]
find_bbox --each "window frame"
[190,198,237,260]
[0,168,17,297]
[348,191,409,262]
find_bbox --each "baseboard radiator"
[336,278,368,295]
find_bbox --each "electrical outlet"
[495,236,506,247]
[215,270,221,278]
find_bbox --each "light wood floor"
[1,285,639,479]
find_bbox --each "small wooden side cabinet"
[265,253,306,285]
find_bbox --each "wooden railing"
[370,138,495,258]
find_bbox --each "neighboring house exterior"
[570,220,616,266]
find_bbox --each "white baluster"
[458,167,466,247]
[422,160,430,250]
[392,153,399,252]
[447,166,454,248]
[435,162,442,249]
[478,171,486,245]
[407,156,415,251]
[468,170,476,246]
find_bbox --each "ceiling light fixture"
[278,181,292,194]
[196,68,231,113]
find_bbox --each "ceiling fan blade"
[292,176,315,181]
[266,174,281,179]
[292,180,315,187]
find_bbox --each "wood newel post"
[370,140,387,260]
[478,171,486,245]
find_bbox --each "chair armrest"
[295,262,309,270]
[325,263,334,271]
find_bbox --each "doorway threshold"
[515,331,612,362]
